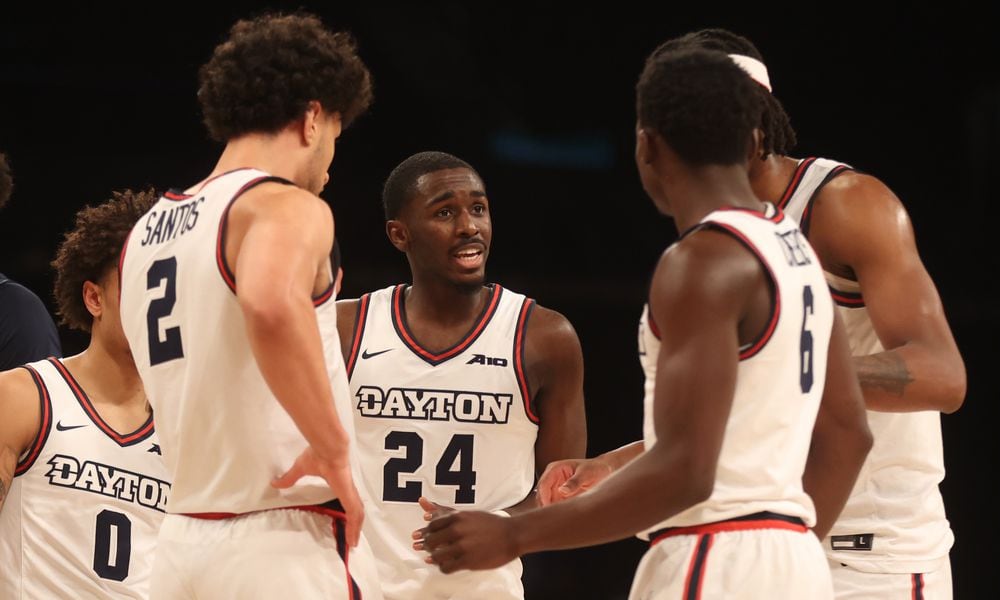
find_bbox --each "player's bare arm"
[0,369,41,513]
[510,305,587,513]
[537,440,644,506]
[809,173,966,413]
[227,182,363,544]
[802,311,873,539]
[335,299,361,361]
[420,231,759,572]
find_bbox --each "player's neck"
[64,338,145,409]
[670,164,762,233]
[204,133,304,187]
[404,278,489,328]
[749,154,800,204]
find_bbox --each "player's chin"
[448,270,486,289]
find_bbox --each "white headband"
[728,53,772,93]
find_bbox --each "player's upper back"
[643,203,835,529]
[119,168,344,514]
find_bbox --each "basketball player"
[540,29,966,599]
[0,152,62,369]
[418,48,873,599]
[336,151,586,599]
[117,14,381,599]
[0,189,168,598]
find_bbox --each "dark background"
[2,4,996,598]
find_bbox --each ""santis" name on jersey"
[356,386,513,424]
[45,454,170,512]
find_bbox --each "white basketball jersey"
[781,157,952,572]
[639,204,834,535]
[119,168,353,514]
[0,358,169,599]
[346,284,537,600]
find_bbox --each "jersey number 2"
[147,257,184,365]
[93,509,132,581]
[383,431,477,504]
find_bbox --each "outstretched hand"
[417,509,520,573]
[537,457,614,506]
[272,446,364,548]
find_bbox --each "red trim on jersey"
[117,229,132,303]
[777,157,817,209]
[312,281,336,307]
[681,533,714,600]
[703,224,782,360]
[15,365,53,476]
[830,287,865,308]
[163,190,192,201]
[391,284,503,366]
[651,517,808,546]
[911,573,925,600]
[800,165,851,238]
[346,294,371,378]
[47,358,154,447]
[647,309,661,340]
[513,298,538,424]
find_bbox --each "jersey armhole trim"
[117,229,133,303]
[513,298,539,424]
[700,223,782,361]
[800,165,853,238]
[14,364,53,476]
[777,157,817,209]
[830,286,865,308]
[215,176,298,294]
[345,294,371,379]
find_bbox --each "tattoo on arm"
[854,351,915,396]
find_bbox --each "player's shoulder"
[239,181,332,220]
[521,301,580,350]
[0,365,41,409]
[815,169,908,219]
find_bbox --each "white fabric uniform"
[781,157,954,584]
[0,358,168,599]
[346,284,537,600]
[631,204,835,599]
[119,168,379,599]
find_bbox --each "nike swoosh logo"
[361,348,393,360]
[56,421,86,431]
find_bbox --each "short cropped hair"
[198,12,373,142]
[382,151,480,219]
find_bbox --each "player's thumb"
[271,462,305,489]
[343,495,364,548]
[558,472,585,496]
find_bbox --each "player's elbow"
[938,362,966,414]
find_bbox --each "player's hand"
[418,510,519,573]
[412,496,455,551]
[272,446,364,547]
[537,457,614,506]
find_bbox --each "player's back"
[640,203,834,532]
[119,168,349,514]
[780,157,952,572]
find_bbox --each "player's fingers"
[341,490,364,548]
[271,460,305,489]
[537,463,570,506]
[425,512,457,534]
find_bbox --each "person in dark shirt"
[0,152,62,369]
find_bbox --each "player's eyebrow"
[427,189,486,205]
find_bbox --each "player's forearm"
[599,440,645,470]
[242,294,350,459]
[503,491,539,516]
[854,344,965,413]
[511,445,709,554]
[803,428,872,539]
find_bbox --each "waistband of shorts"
[649,511,807,546]
[178,498,346,521]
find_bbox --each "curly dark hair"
[652,29,797,159]
[382,151,480,219]
[637,48,762,166]
[198,12,373,142]
[0,153,12,211]
[52,189,158,332]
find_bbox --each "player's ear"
[748,127,765,162]
[300,100,323,146]
[635,127,654,165]
[82,280,104,320]
[386,219,409,252]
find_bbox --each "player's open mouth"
[451,245,485,269]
